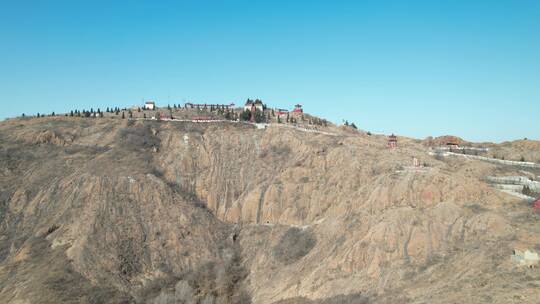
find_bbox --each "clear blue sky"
[1,0,539,142]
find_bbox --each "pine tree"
[523,185,532,196]
[70,110,74,117]
[51,112,55,116]
[240,110,251,121]
[253,110,265,123]
[351,123,357,129]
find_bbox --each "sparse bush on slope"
[118,123,161,152]
[272,227,316,265]
[272,293,371,304]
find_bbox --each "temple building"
[388,134,398,149]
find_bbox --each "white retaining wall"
[431,151,540,169]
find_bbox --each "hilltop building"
[244,99,264,112]
[446,141,459,149]
[388,134,398,149]
[275,108,289,116]
[145,101,156,110]
[292,104,303,113]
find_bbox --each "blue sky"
[0,0,539,142]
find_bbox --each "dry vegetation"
[0,116,539,303]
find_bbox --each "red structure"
[275,108,289,115]
[534,198,540,212]
[446,142,459,149]
[292,104,303,113]
[388,134,398,149]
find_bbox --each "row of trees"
[25,110,104,118]
[25,106,128,119]
[239,109,267,123]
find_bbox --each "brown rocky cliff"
[0,117,538,303]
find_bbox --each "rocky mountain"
[0,115,539,303]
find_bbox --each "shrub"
[272,227,316,264]
[46,224,60,236]
[118,124,160,152]
[273,293,370,304]
[117,237,141,278]
[240,110,251,121]
[270,145,291,157]
[466,203,487,213]
[523,185,532,196]
[253,110,265,123]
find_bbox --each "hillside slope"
[0,117,538,303]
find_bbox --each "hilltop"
[0,107,539,304]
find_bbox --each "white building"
[145,101,156,110]
[244,99,264,112]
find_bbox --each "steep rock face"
[158,125,505,225]
[0,117,539,304]
[0,119,246,303]
[149,121,536,302]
